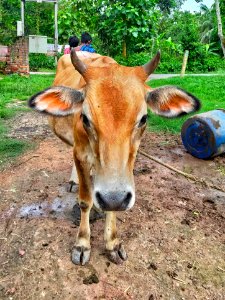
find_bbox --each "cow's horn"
[70,48,87,75]
[143,51,161,75]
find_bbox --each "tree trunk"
[215,0,225,58]
[122,40,127,58]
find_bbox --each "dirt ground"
[0,111,225,300]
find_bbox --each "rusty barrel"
[181,109,225,159]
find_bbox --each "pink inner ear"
[38,93,71,111]
[159,96,192,112]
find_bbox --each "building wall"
[5,37,29,75]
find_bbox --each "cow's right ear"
[28,86,84,116]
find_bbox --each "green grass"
[0,74,54,117]
[147,75,225,133]
[0,74,54,167]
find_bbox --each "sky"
[181,0,214,13]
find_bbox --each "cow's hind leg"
[71,158,92,265]
[104,212,127,264]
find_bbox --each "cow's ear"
[28,86,84,116]
[146,86,200,118]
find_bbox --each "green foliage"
[157,55,183,73]
[0,0,53,45]
[204,55,225,72]
[0,0,20,45]
[148,75,225,133]
[0,61,6,72]
[96,0,160,56]
[0,0,225,73]
[58,0,99,44]
[186,44,225,72]
[114,51,183,73]
[114,52,151,66]
[29,54,56,71]
[114,48,225,73]
[157,0,183,13]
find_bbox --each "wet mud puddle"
[1,186,104,225]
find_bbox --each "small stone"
[42,242,49,247]
[148,262,158,270]
[19,249,25,256]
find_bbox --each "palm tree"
[200,4,214,44]
[215,0,225,57]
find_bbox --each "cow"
[28,49,200,265]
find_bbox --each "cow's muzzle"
[95,190,134,211]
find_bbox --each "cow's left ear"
[146,86,200,118]
[28,86,84,116]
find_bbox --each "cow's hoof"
[107,243,127,265]
[71,246,91,265]
[68,181,78,193]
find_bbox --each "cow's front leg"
[71,158,92,265]
[104,211,127,264]
[69,162,79,192]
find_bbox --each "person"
[76,32,96,53]
[64,35,79,54]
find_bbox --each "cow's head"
[29,49,200,211]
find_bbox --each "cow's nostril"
[120,191,132,210]
[123,192,132,206]
[95,191,108,210]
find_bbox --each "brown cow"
[29,50,200,265]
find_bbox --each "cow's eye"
[138,114,148,127]
[82,114,90,128]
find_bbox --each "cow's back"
[53,53,116,89]
[49,53,117,146]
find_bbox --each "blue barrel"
[181,109,225,159]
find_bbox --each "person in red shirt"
[64,36,79,54]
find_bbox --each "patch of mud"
[0,111,225,300]
[17,186,77,221]
[6,111,52,140]
[0,184,104,225]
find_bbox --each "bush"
[114,53,149,66]
[114,52,183,73]
[114,50,225,74]
[187,53,225,73]
[157,54,183,73]
[29,54,57,71]
[114,53,159,67]
[0,61,7,73]
[203,56,225,72]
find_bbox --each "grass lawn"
[0,74,54,167]
[148,75,225,133]
[0,74,54,118]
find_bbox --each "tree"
[58,0,99,44]
[96,0,160,57]
[0,0,20,45]
[215,0,225,57]
[157,0,184,14]
[200,4,214,44]
[0,0,54,45]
